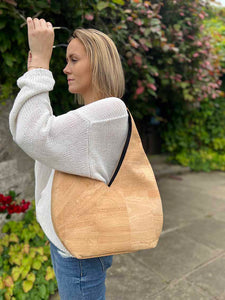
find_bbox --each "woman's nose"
[63,64,70,74]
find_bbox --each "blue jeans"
[49,241,113,300]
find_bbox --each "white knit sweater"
[9,69,128,257]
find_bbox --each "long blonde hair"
[69,28,125,105]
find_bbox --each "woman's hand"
[27,17,54,71]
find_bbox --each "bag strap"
[108,109,132,187]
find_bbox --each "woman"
[9,17,128,299]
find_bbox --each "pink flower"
[134,55,142,66]
[127,16,133,22]
[139,27,145,34]
[187,35,195,40]
[127,59,133,66]
[134,19,142,26]
[85,13,94,21]
[193,53,199,58]
[129,37,139,48]
[135,86,145,95]
[199,13,204,19]
[137,80,142,87]
[180,12,184,16]
[147,83,157,91]
[196,41,202,47]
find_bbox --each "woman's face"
[63,38,95,103]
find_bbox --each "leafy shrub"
[0,0,222,119]
[203,4,225,69]
[0,201,57,300]
[162,97,225,171]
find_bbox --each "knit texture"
[9,69,128,256]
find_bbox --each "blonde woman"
[9,17,128,299]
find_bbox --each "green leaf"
[22,280,33,293]
[45,266,55,281]
[35,247,44,255]
[22,256,33,267]
[97,1,109,11]
[9,255,21,266]
[21,265,31,280]
[2,223,9,233]
[48,280,56,294]
[27,272,35,283]
[39,284,47,298]
[9,233,19,243]
[32,260,42,270]
[11,266,21,281]
[0,19,6,30]
[112,0,125,5]
[174,24,181,31]
[0,256,3,268]
[150,18,160,26]
[2,53,15,67]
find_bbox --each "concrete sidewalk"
[51,160,225,299]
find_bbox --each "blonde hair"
[69,28,125,105]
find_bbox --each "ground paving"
[51,159,225,300]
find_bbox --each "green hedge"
[162,97,225,171]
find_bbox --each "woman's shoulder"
[76,97,128,123]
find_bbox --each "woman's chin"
[68,86,77,94]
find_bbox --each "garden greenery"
[203,3,225,69]
[0,201,57,300]
[0,0,224,171]
[162,97,225,171]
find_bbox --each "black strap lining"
[108,109,132,187]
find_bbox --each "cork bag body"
[51,109,163,259]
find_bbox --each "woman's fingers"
[26,17,54,70]
[27,17,34,33]
[40,18,47,28]
[47,22,52,28]
[33,18,41,30]
[27,17,53,31]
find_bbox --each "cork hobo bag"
[51,109,163,259]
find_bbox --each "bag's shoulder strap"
[108,109,132,187]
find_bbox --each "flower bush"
[0,0,224,170]
[0,0,222,117]
[0,201,57,299]
[0,191,30,218]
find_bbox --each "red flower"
[0,192,30,215]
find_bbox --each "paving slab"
[213,209,225,223]
[186,254,225,297]
[160,189,211,231]
[153,279,210,300]
[106,253,167,300]
[175,217,225,250]
[158,174,225,232]
[128,231,217,283]
[173,171,225,193]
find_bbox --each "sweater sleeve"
[9,69,90,177]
